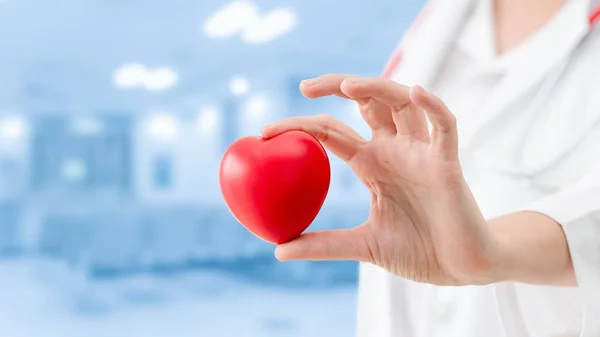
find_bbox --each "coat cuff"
[524,187,600,337]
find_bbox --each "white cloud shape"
[203,1,297,45]
[113,64,178,91]
[242,8,296,44]
[203,1,258,39]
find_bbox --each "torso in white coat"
[357,0,600,336]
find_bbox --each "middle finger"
[301,74,398,136]
[340,77,429,141]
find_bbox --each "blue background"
[0,1,423,336]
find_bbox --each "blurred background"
[0,0,424,336]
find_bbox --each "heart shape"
[219,130,331,244]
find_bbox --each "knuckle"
[313,114,336,142]
[370,80,386,93]
[446,113,458,129]
[431,94,445,105]
[361,225,380,265]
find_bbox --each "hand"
[261,74,498,286]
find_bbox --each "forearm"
[488,211,577,286]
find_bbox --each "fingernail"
[409,85,424,99]
[344,77,365,84]
[413,85,428,94]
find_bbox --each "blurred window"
[30,115,132,193]
[152,154,173,189]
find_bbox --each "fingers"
[297,75,452,147]
[301,75,398,135]
[261,114,367,163]
[341,77,411,108]
[300,74,357,99]
[396,104,431,142]
[409,85,458,158]
[340,77,429,140]
[275,227,372,262]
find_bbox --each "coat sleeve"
[523,165,600,337]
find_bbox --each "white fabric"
[357,0,600,336]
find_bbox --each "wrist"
[442,222,512,286]
[485,218,515,284]
[458,224,512,286]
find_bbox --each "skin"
[260,0,577,287]
[493,0,570,53]
[261,76,575,287]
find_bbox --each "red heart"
[219,130,331,244]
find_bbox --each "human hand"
[261,75,498,286]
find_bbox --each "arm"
[490,211,576,286]
[263,74,599,292]
[489,167,600,288]
[488,167,600,336]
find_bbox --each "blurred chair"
[188,206,215,263]
[35,211,98,310]
[139,206,197,274]
[82,208,143,278]
[60,214,92,271]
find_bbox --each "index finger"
[261,114,367,163]
[340,77,412,109]
[300,74,358,99]
[341,78,429,140]
[300,74,398,135]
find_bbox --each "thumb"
[274,227,373,262]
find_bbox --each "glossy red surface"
[219,131,331,244]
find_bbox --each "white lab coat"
[357,0,600,336]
